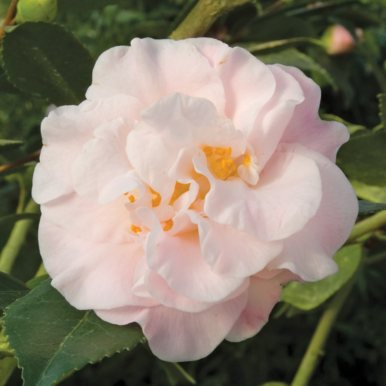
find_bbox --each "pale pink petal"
[39,217,158,309]
[226,271,295,342]
[71,118,141,205]
[137,291,248,361]
[187,211,283,277]
[267,144,358,281]
[189,38,276,137]
[277,65,349,161]
[32,95,144,204]
[41,192,132,244]
[127,93,244,198]
[95,306,145,326]
[248,65,304,170]
[195,149,322,241]
[86,38,226,115]
[139,208,246,302]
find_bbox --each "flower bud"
[15,0,57,24]
[322,25,356,55]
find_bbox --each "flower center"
[203,146,237,180]
[169,182,191,205]
[150,188,161,207]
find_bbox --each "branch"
[0,150,40,175]
[291,258,363,386]
[169,0,252,40]
[0,0,19,44]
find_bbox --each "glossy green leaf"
[1,22,94,105]
[26,274,49,289]
[3,279,145,386]
[337,129,386,187]
[280,244,362,310]
[255,48,337,90]
[0,213,40,228]
[358,200,386,215]
[0,272,29,311]
[0,67,20,94]
[351,180,386,204]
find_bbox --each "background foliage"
[1,0,386,385]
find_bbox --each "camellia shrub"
[0,1,386,386]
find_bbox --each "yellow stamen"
[169,182,191,205]
[215,147,225,156]
[243,155,251,166]
[150,188,161,207]
[225,147,232,156]
[124,192,128,195]
[210,155,237,180]
[163,219,173,232]
[128,195,136,203]
[203,146,213,157]
[130,224,142,233]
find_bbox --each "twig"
[169,0,252,40]
[0,150,40,174]
[0,0,19,44]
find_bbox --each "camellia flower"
[32,38,358,362]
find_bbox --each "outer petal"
[139,208,246,302]
[277,64,349,161]
[195,148,322,241]
[32,95,144,204]
[188,38,276,137]
[41,192,132,244]
[187,211,283,278]
[137,291,248,362]
[39,217,158,310]
[71,118,139,205]
[95,306,145,326]
[226,271,296,342]
[86,38,226,115]
[266,144,358,281]
[247,65,304,170]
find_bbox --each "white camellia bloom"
[32,38,358,362]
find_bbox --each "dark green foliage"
[0,272,29,311]
[3,279,145,386]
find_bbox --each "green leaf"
[26,274,49,289]
[1,22,94,105]
[337,129,386,187]
[0,67,21,94]
[358,200,386,215]
[159,361,196,385]
[379,94,386,128]
[238,37,326,54]
[0,272,29,311]
[0,357,17,386]
[0,213,40,228]
[258,383,289,386]
[280,244,362,310]
[255,48,337,90]
[351,180,386,204]
[3,279,145,386]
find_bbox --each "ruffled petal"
[32,95,144,204]
[196,149,322,241]
[188,38,276,137]
[247,65,304,170]
[138,208,246,302]
[71,118,140,205]
[277,65,349,161]
[95,306,145,325]
[226,271,296,342]
[267,144,358,281]
[127,93,244,198]
[39,217,158,309]
[137,291,248,361]
[86,38,226,115]
[187,211,283,277]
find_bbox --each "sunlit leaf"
[280,244,362,310]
